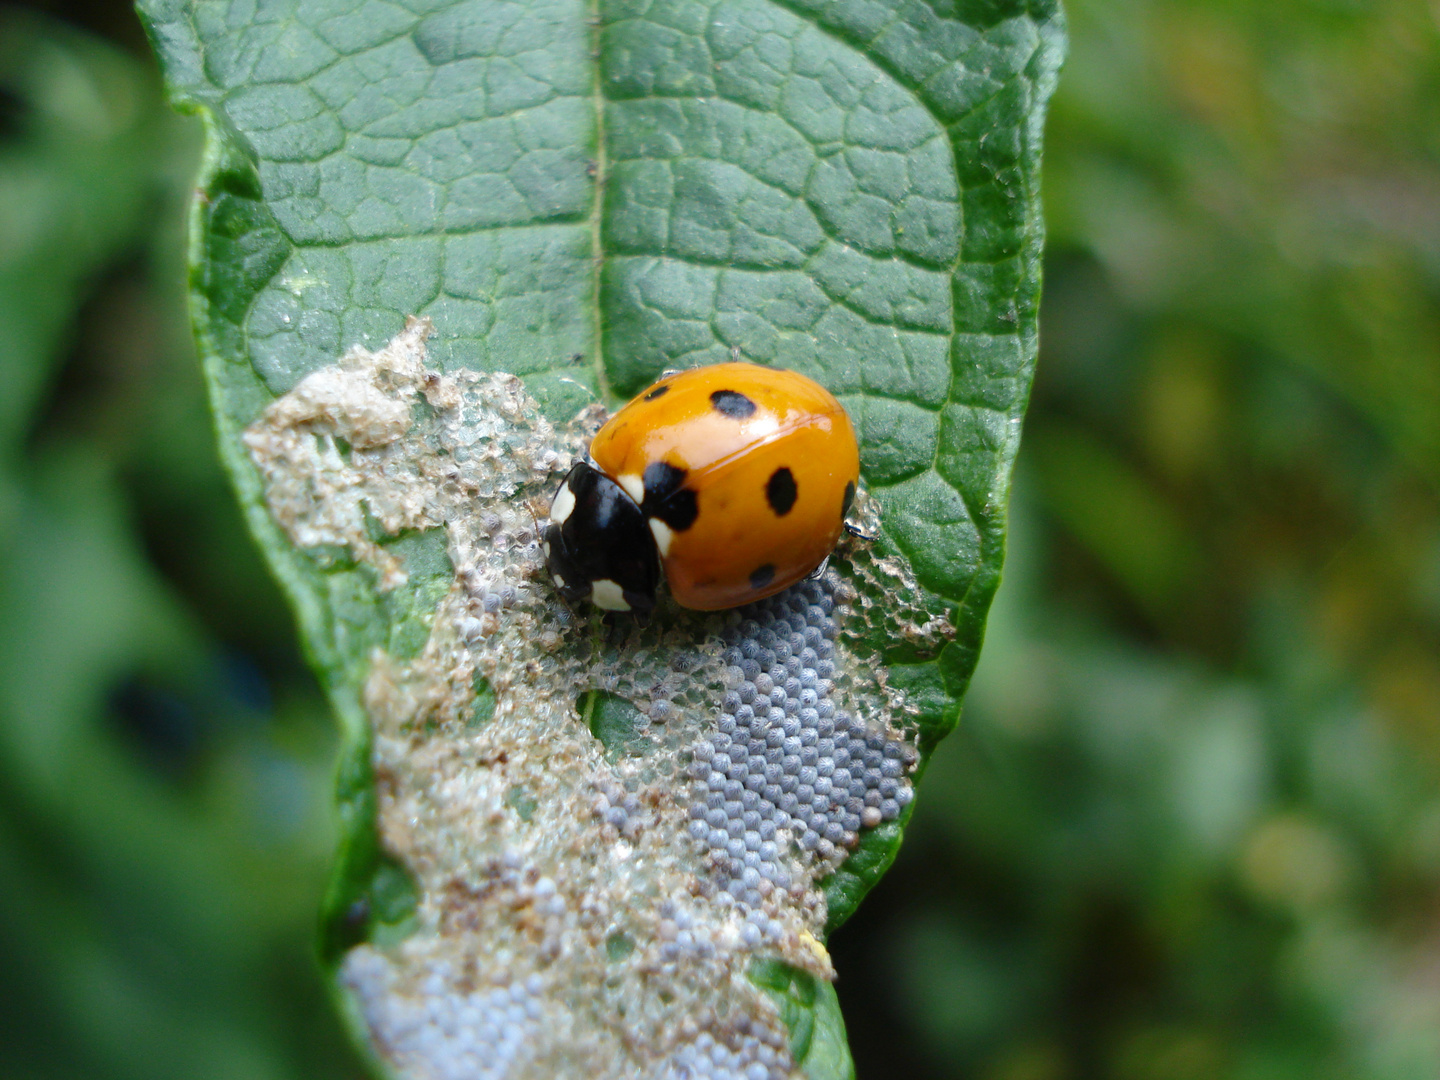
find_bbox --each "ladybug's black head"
[543,463,660,618]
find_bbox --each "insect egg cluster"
[685,574,916,911]
[343,952,549,1080]
[250,326,948,1080]
[662,1028,790,1080]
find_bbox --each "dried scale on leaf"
[242,321,953,1079]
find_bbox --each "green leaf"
[139,0,1063,1073]
[751,958,855,1079]
[579,688,656,762]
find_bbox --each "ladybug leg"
[843,522,875,542]
[522,497,549,549]
[600,611,623,640]
[601,610,647,643]
[807,555,831,580]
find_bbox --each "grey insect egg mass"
[246,326,956,1080]
[682,573,914,920]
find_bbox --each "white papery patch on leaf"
[244,321,938,1080]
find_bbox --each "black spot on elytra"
[842,480,856,521]
[766,467,797,516]
[641,461,700,531]
[710,389,757,419]
[749,563,775,590]
[643,384,669,401]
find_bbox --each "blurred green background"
[2,0,1436,1077]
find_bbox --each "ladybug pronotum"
[543,363,860,616]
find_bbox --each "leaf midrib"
[589,0,613,405]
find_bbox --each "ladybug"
[543,362,860,616]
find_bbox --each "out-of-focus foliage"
[0,10,364,1078]
[6,0,1439,1078]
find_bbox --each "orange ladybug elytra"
[542,362,860,616]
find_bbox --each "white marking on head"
[552,572,567,589]
[550,483,577,525]
[590,578,631,611]
[618,473,645,504]
[649,518,673,558]
[542,539,551,558]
